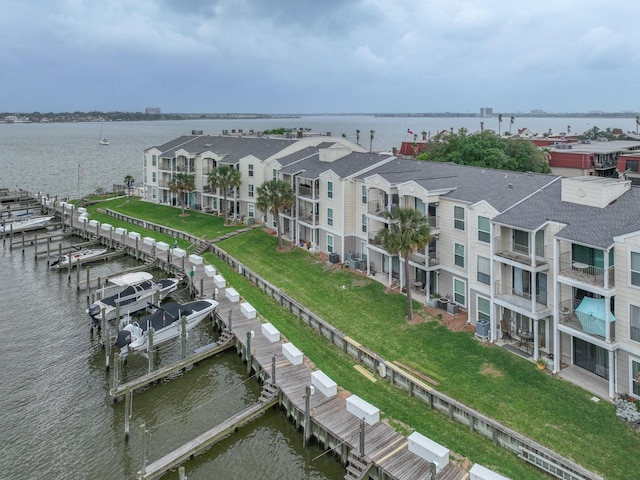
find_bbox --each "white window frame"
[328,181,333,199]
[454,206,465,231]
[478,216,490,243]
[248,164,254,177]
[477,296,490,322]
[454,278,466,306]
[327,207,334,226]
[630,357,640,399]
[327,234,334,253]
[248,184,254,198]
[454,242,465,268]
[631,252,640,287]
[152,155,157,166]
[631,304,640,343]
[477,255,491,285]
[248,204,254,218]
[361,185,367,204]
[361,214,368,233]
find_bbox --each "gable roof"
[364,159,557,211]
[280,151,392,179]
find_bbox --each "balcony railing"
[368,200,386,216]
[559,299,615,341]
[494,281,548,306]
[558,252,615,288]
[298,214,318,225]
[298,185,319,199]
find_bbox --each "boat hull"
[50,248,108,269]
[117,299,218,352]
[0,215,53,233]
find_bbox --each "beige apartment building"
[143,133,640,400]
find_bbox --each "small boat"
[50,248,108,269]
[116,299,218,353]
[87,272,180,323]
[99,123,109,145]
[0,215,54,234]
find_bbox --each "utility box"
[447,302,459,314]
[476,319,489,338]
[329,252,340,264]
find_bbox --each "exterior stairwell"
[344,451,373,480]
[259,381,280,403]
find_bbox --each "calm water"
[0,115,629,479]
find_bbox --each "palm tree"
[377,207,431,320]
[636,116,639,134]
[480,121,484,133]
[356,130,361,145]
[168,173,195,216]
[256,179,294,249]
[510,116,515,134]
[369,129,375,152]
[208,165,241,222]
[124,175,135,196]
[498,114,503,136]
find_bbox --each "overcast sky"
[2,0,639,114]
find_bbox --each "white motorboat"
[0,215,54,233]
[50,248,108,269]
[116,299,218,353]
[87,271,180,323]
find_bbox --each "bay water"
[0,115,629,479]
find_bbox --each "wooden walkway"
[53,206,468,480]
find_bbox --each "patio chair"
[500,318,512,340]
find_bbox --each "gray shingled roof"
[494,181,640,249]
[365,159,557,212]
[151,135,299,163]
[280,152,392,179]
[276,146,322,167]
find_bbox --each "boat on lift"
[87,271,180,323]
[50,247,108,269]
[116,299,218,354]
[0,215,54,233]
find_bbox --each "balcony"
[494,281,551,317]
[298,185,319,200]
[559,299,615,341]
[558,252,615,288]
[493,236,548,268]
[298,213,318,225]
[409,251,439,267]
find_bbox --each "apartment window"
[454,243,465,268]
[152,187,157,200]
[361,214,368,233]
[248,164,254,177]
[327,181,333,199]
[630,359,640,398]
[632,252,640,287]
[272,169,277,180]
[513,229,529,255]
[477,256,490,285]
[248,204,254,218]
[327,234,334,253]
[454,206,465,230]
[327,208,333,226]
[478,216,490,243]
[152,172,156,183]
[454,278,466,306]
[631,305,640,342]
[152,155,157,166]
[477,296,490,322]
[361,185,367,204]
[248,184,254,197]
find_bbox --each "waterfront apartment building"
[143,133,640,400]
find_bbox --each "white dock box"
[408,432,449,473]
[155,241,169,251]
[129,232,141,240]
[241,302,256,319]
[469,464,511,480]
[311,370,337,398]
[143,236,156,246]
[172,247,186,257]
[282,342,303,365]
[213,274,226,288]
[261,323,280,342]
[78,216,89,223]
[346,395,379,425]
[225,287,239,302]
[77,207,87,214]
[189,254,203,265]
[100,223,113,232]
[89,220,100,228]
[204,265,216,277]
[115,227,127,236]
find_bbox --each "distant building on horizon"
[145,107,161,114]
[480,107,493,117]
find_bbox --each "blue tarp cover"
[575,297,615,337]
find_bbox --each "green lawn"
[212,228,640,480]
[97,201,638,479]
